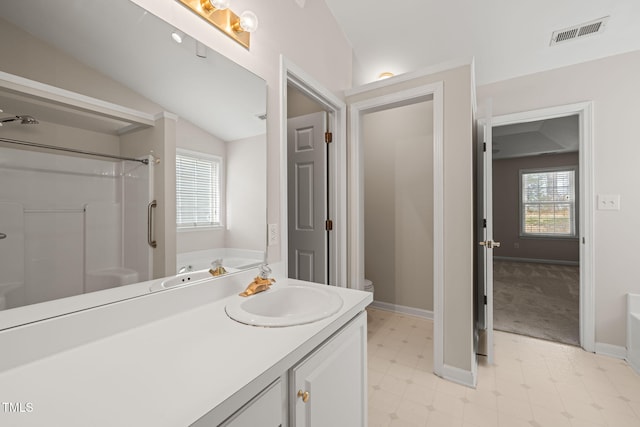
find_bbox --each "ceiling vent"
[550,16,609,46]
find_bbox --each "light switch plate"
[597,194,620,211]
[268,223,279,246]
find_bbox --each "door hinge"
[483,218,487,228]
[325,132,333,144]
[325,219,333,231]
[483,142,486,152]
[484,295,487,305]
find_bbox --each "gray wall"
[363,100,434,311]
[493,152,579,262]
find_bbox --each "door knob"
[297,389,310,403]
[479,240,501,248]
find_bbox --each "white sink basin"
[225,285,344,327]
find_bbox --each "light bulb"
[238,10,258,33]
[200,0,229,11]
[210,0,230,10]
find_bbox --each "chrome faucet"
[178,265,193,274]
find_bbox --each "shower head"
[0,115,39,126]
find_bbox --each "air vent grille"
[550,16,609,46]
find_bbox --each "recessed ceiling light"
[378,72,394,80]
[171,30,184,44]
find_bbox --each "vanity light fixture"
[176,0,259,49]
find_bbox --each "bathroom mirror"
[0,0,267,329]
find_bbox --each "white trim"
[348,81,445,378]
[153,111,179,121]
[492,101,595,353]
[0,70,155,128]
[279,56,347,287]
[344,58,472,97]
[595,342,627,360]
[369,301,434,320]
[494,256,579,266]
[442,364,476,388]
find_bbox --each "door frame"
[490,102,595,352]
[279,56,347,286]
[348,82,445,377]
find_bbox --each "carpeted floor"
[493,259,580,346]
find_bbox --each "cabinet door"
[292,312,367,427]
[220,379,283,427]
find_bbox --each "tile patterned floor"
[366,308,640,427]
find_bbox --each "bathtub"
[628,293,640,374]
[176,248,264,274]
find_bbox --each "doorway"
[476,102,595,355]
[349,82,445,378]
[280,58,347,287]
[492,115,581,346]
[286,85,331,284]
[361,100,434,316]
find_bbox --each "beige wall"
[226,134,267,251]
[493,152,580,262]
[348,65,475,373]
[363,101,434,311]
[0,17,160,118]
[478,50,640,349]
[287,85,325,118]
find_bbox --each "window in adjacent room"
[176,149,222,229]
[520,167,576,237]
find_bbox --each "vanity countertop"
[0,270,372,426]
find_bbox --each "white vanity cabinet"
[193,311,368,427]
[290,312,367,427]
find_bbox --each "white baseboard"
[441,364,476,388]
[494,256,579,266]
[369,300,433,320]
[595,342,627,360]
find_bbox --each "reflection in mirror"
[0,0,267,329]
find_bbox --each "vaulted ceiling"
[323,0,640,86]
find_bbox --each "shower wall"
[0,146,151,310]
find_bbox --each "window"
[520,167,576,237]
[176,150,222,229]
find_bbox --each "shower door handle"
[148,200,157,248]
[0,233,6,240]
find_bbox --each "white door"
[287,112,327,284]
[477,105,498,364]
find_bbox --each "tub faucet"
[178,265,193,274]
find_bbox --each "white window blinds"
[520,168,576,237]
[176,151,221,228]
